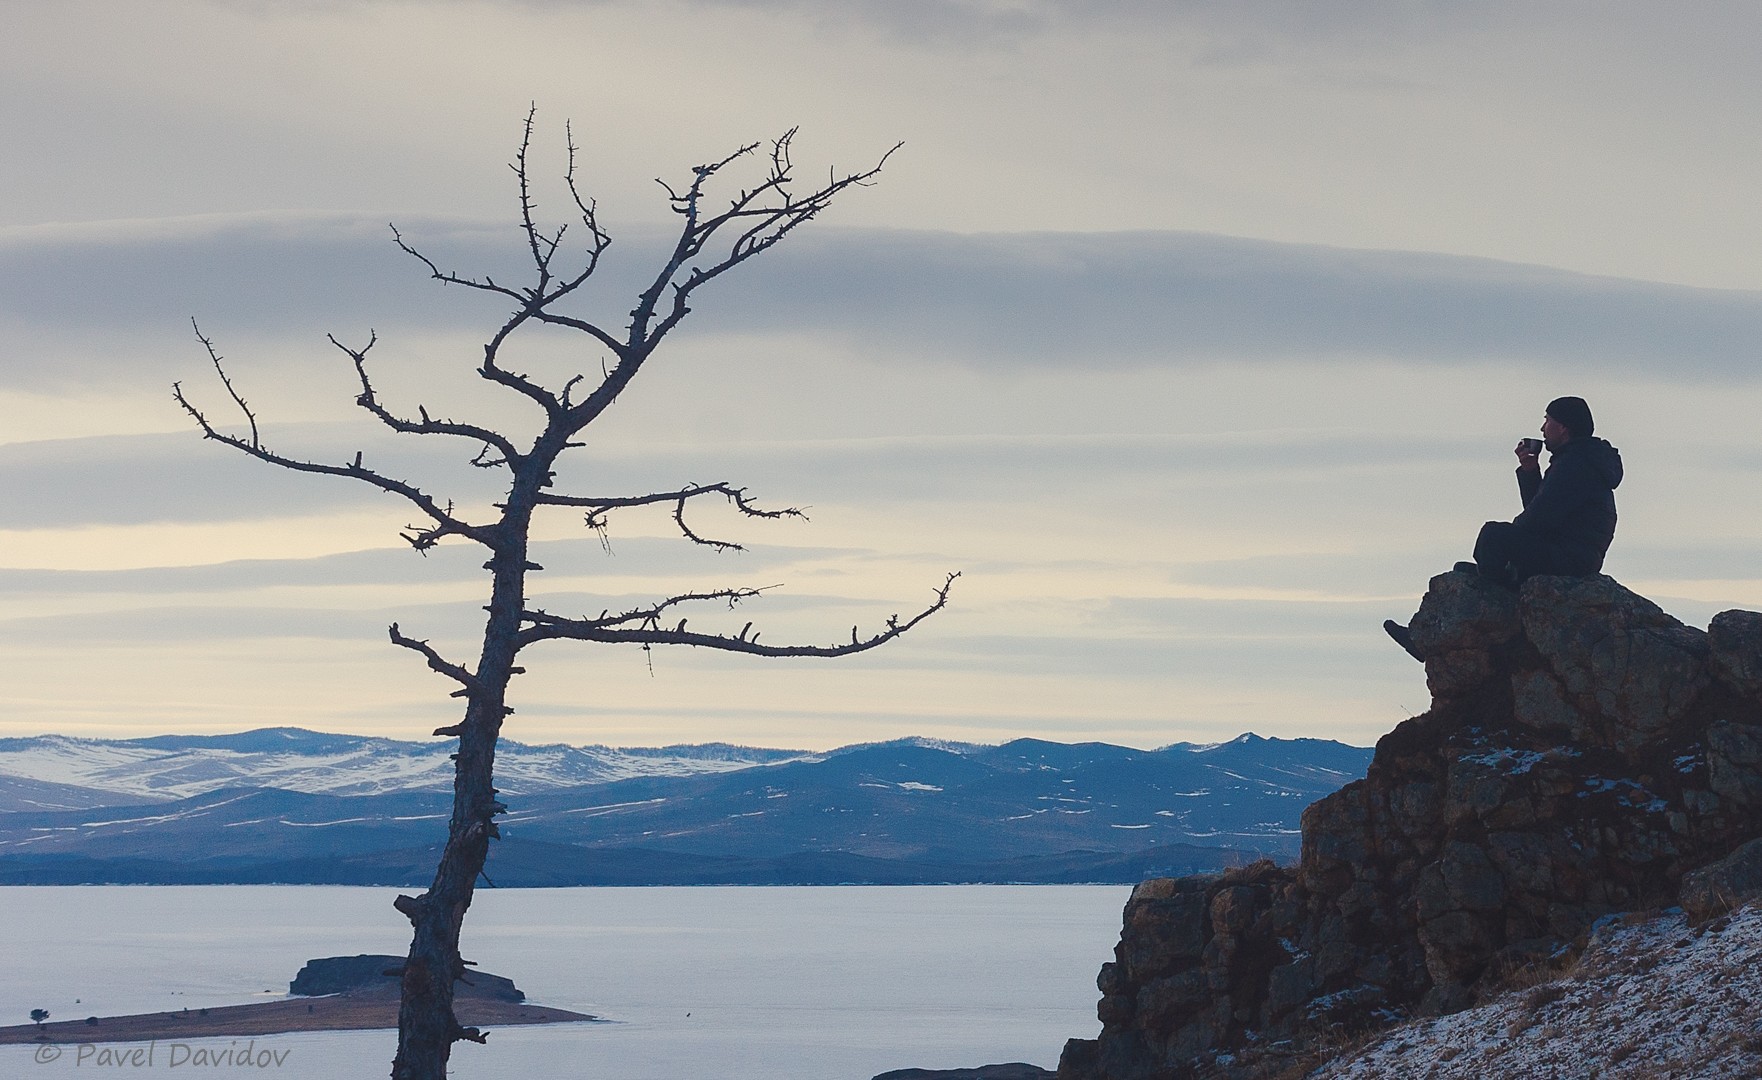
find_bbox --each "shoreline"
[0,991,599,1046]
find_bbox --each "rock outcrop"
[1058,572,1762,1080]
[289,954,524,1002]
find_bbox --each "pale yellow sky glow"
[4,1,1762,751]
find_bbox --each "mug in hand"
[1518,437,1544,456]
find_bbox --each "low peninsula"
[0,955,598,1046]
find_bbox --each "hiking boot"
[1383,619,1424,663]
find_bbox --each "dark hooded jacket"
[1513,436,1623,575]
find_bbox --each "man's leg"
[1474,520,1547,587]
[1383,618,1424,661]
[1386,523,1540,661]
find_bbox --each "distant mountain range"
[0,728,1372,886]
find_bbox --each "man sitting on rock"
[1385,396,1623,661]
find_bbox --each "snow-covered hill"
[1316,902,1762,1079]
[0,727,1373,884]
[0,728,1369,812]
[0,727,816,807]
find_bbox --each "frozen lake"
[1,885,1127,1079]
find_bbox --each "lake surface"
[1,885,1127,1079]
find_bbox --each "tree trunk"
[389,695,502,1079]
[391,509,533,1079]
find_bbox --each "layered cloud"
[11,1,1762,288]
[6,217,1762,388]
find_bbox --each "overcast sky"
[4,0,1761,751]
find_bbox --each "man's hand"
[1514,438,1542,472]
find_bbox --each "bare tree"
[174,111,954,1080]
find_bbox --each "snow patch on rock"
[1318,903,1762,1080]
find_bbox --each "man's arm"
[1517,465,1541,508]
[1515,455,1590,533]
[1515,440,1542,508]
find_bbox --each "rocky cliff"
[1057,571,1762,1080]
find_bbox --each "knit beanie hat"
[1545,396,1594,439]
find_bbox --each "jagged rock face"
[1059,572,1762,1080]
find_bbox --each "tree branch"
[390,214,563,417]
[517,572,957,656]
[390,223,526,304]
[524,585,776,636]
[563,133,900,432]
[172,338,491,552]
[477,316,564,417]
[190,320,259,447]
[534,482,804,550]
[514,103,552,291]
[391,107,624,416]
[390,623,484,697]
[332,332,524,466]
[646,132,902,346]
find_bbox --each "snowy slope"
[0,731,1377,884]
[0,728,817,803]
[0,729,1372,812]
[1315,903,1762,1079]
[0,773,147,812]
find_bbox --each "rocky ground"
[1317,901,1762,1079]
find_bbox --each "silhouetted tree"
[174,111,954,1080]
[29,1008,47,1030]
